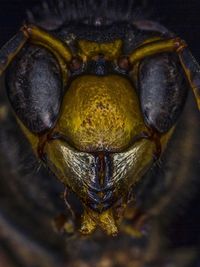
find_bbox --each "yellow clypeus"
[55,75,146,152]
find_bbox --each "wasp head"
[6,30,175,236]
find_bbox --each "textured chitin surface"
[56,75,146,152]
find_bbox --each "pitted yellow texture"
[56,75,146,152]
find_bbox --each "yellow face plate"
[55,75,146,152]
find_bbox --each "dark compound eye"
[139,53,188,133]
[6,45,63,134]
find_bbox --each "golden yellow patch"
[56,75,146,152]
[78,39,122,60]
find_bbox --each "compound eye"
[139,53,188,133]
[6,45,63,134]
[69,56,83,72]
[117,56,131,72]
